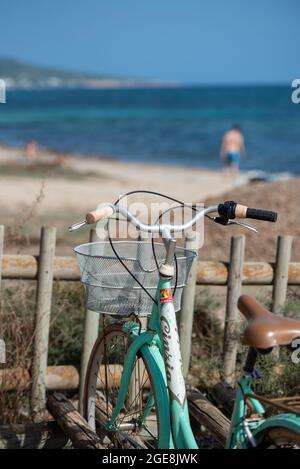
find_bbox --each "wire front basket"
[75,241,196,316]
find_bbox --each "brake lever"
[227,219,258,233]
[208,216,258,233]
[69,220,87,232]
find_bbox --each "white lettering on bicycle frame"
[160,301,186,406]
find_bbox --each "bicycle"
[70,195,300,449]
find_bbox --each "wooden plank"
[179,232,198,378]
[31,227,56,422]
[0,365,123,391]
[242,261,273,285]
[187,386,230,448]
[0,421,67,449]
[47,393,104,449]
[196,261,228,285]
[53,256,80,280]
[289,262,300,285]
[197,260,274,285]
[2,254,300,285]
[45,366,79,390]
[223,235,245,385]
[0,367,30,391]
[2,254,79,280]
[0,366,78,391]
[272,236,293,314]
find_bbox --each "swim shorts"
[226,152,240,165]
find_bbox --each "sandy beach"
[1,145,299,260]
[0,145,248,211]
[0,146,247,246]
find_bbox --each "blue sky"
[0,0,298,84]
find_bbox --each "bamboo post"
[31,227,56,422]
[272,235,293,314]
[79,229,100,414]
[0,225,4,292]
[179,232,198,378]
[0,225,5,364]
[127,232,148,412]
[223,235,245,385]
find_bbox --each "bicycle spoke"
[84,325,159,448]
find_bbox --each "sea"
[0,85,299,174]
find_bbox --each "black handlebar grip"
[246,208,278,222]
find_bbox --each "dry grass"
[189,287,300,397]
[0,281,85,424]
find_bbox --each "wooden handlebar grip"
[235,204,248,218]
[85,205,114,224]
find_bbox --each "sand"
[1,145,298,261]
[0,145,247,232]
[202,178,300,262]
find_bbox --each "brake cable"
[106,190,201,305]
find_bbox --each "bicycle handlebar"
[217,201,278,222]
[69,200,278,233]
[85,203,219,233]
[86,205,115,224]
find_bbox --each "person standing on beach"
[220,125,246,178]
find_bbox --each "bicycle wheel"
[83,323,160,448]
[256,427,300,448]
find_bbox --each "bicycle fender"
[253,413,300,440]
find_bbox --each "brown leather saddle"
[238,295,300,350]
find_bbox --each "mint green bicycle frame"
[104,271,300,449]
[104,275,197,449]
[227,376,300,448]
[71,200,300,449]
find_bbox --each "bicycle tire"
[83,324,162,449]
[255,426,300,448]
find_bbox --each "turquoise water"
[0,86,299,173]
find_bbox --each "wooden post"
[179,232,198,378]
[0,225,4,292]
[272,235,293,314]
[79,229,100,414]
[223,235,245,385]
[127,232,148,412]
[0,225,5,364]
[31,226,56,422]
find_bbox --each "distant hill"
[0,57,172,89]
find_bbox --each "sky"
[0,0,298,84]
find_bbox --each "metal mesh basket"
[75,241,196,316]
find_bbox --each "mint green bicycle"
[70,194,300,449]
